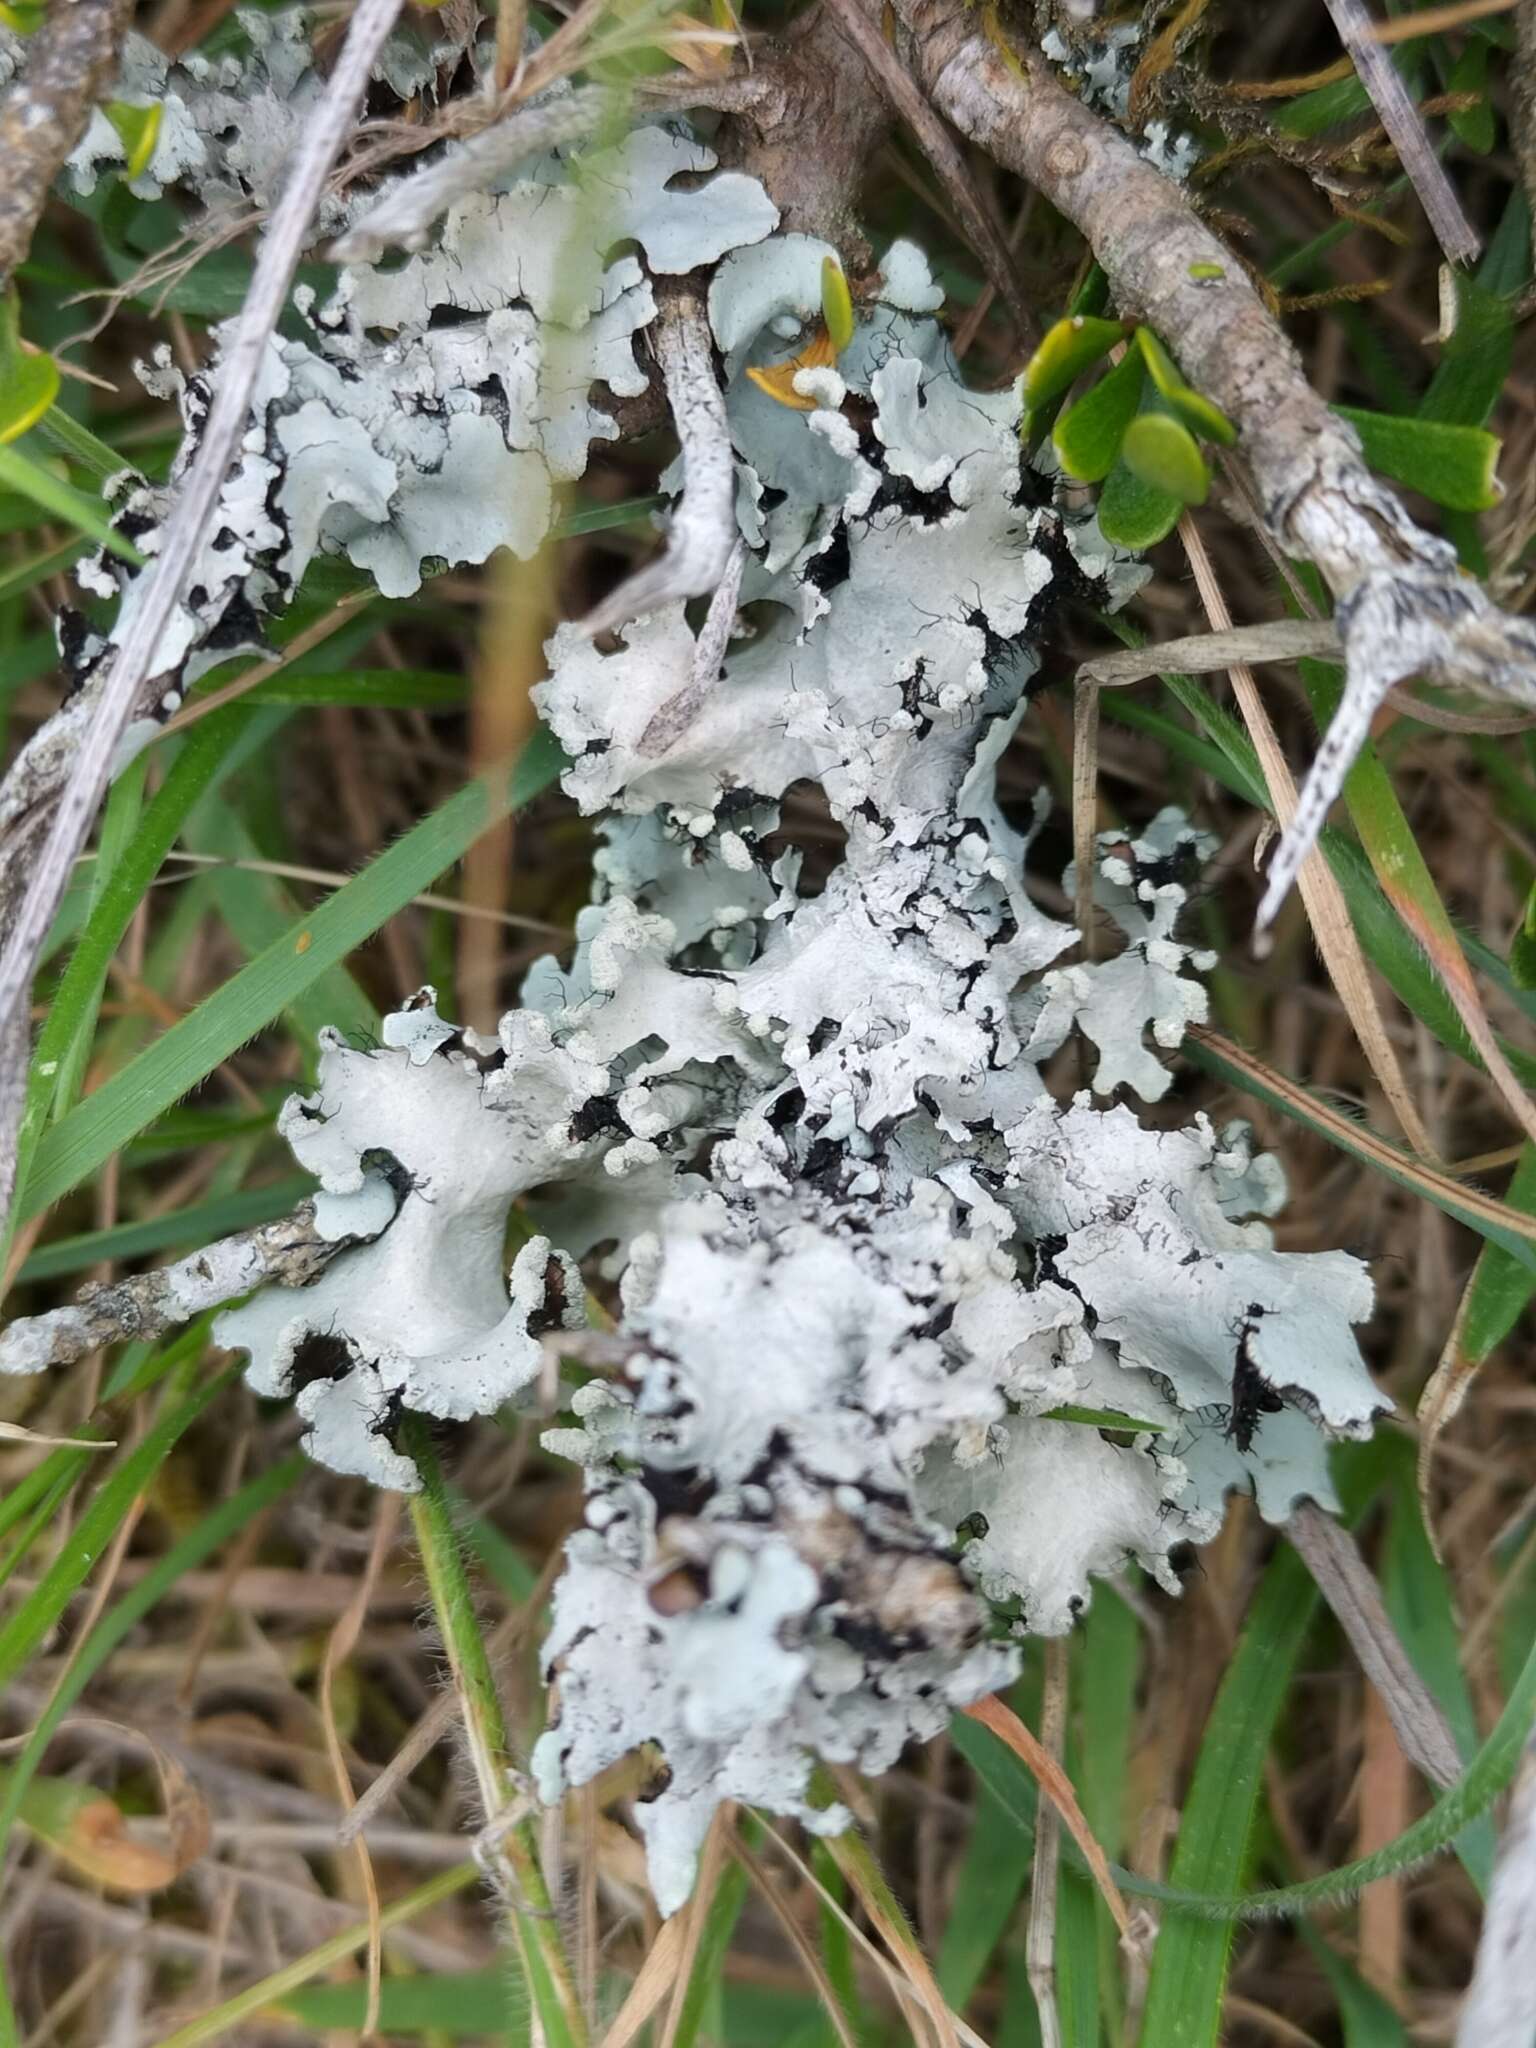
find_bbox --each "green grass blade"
[14,1173,312,1283]
[0,1354,232,1692]
[10,705,277,1225]
[403,1416,587,2048]
[19,729,565,1221]
[0,443,142,562]
[276,1970,520,2036]
[1381,1454,1496,1888]
[1136,1543,1320,2048]
[936,1781,1032,2009]
[146,1866,482,2048]
[1302,1930,1411,2046]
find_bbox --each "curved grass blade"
[0,1354,232,1693]
[18,729,565,1221]
[1136,1540,1319,2048]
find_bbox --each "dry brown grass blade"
[1,1713,211,1892]
[1127,0,1214,121]
[1076,620,1342,690]
[1178,516,1438,1163]
[1417,1282,1475,1539]
[818,0,1037,343]
[1322,0,1480,262]
[1072,679,1101,960]
[158,591,375,735]
[757,1821,987,2048]
[724,1831,860,2048]
[1376,881,1536,1151]
[597,1913,689,2048]
[460,543,551,1027]
[1371,0,1516,41]
[318,1493,402,2041]
[1285,1502,1461,1790]
[1357,1684,1409,1998]
[658,1810,730,2048]
[1186,1023,1536,1246]
[825,1829,957,2048]
[962,1695,1131,1939]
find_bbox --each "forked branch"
[878,0,1536,933]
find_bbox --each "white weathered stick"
[1455,1732,1536,2048]
[0,0,408,1214]
[1323,0,1480,267]
[579,285,735,636]
[0,1197,392,1375]
[638,537,748,755]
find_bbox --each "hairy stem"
[402,1415,588,2048]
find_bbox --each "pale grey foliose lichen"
[52,27,1381,1914]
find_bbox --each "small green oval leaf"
[1121,411,1210,506]
[0,2,46,30]
[820,256,855,355]
[1052,348,1146,482]
[1134,323,1237,445]
[105,100,163,182]
[1097,451,1184,550]
[1333,403,1501,511]
[1022,314,1127,411]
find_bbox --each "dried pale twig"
[580,285,737,636]
[1076,620,1342,691]
[0,1198,393,1376]
[1322,0,1480,266]
[0,0,135,288]
[1285,1500,1462,1792]
[638,538,749,755]
[878,0,1536,933]
[1178,516,1437,1162]
[1454,1733,1536,2047]
[328,85,620,265]
[0,0,410,1228]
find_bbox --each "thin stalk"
[401,1415,588,2048]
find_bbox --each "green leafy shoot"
[104,100,164,181]
[821,254,855,353]
[1097,446,1186,549]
